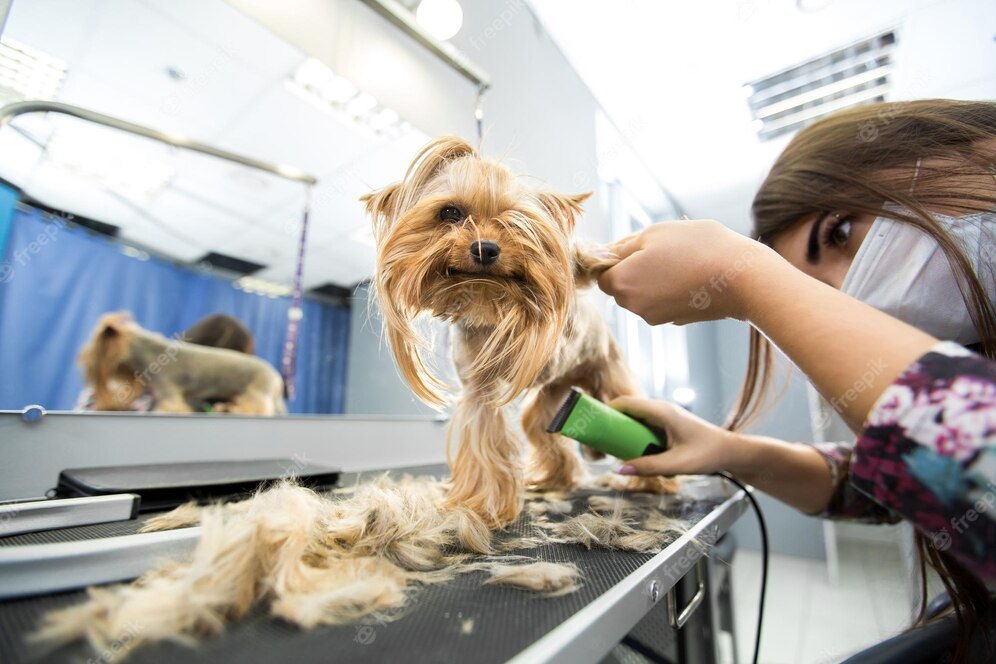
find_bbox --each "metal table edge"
[0,527,203,599]
[508,488,750,664]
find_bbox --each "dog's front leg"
[522,385,584,491]
[444,390,523,529]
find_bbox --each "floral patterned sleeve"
[812,442,902,524]
[838,341,996,580]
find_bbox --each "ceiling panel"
[118,220,211,263]
[166,150,308,222]
[136,0,305,82]
[18,162,150,229]
[4,0,99,64]
[219,225,298,267]
[140,188,252,245]
[0,128,45,187]
[69,0,271,139]
[0,0,429,288]
[213,82,374,177]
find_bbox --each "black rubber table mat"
[0,488,725,664]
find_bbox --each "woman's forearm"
[738,250,937,432]
[727,433,835,514]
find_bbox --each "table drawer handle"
[666,559,705,629]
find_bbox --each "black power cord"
[714,471,767,664]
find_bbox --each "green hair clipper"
[546,387,667,460]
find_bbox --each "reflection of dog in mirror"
[78,312,286,415]
[364,136,677,529]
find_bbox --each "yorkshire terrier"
[364,137,677,529]
[78,311,286,415]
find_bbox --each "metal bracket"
[666,559,706,629]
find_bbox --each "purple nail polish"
[616,464,636,476]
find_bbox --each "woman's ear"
[534,192,592,233]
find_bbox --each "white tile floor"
[729,541,916,664]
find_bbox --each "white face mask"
[840,209,996,346]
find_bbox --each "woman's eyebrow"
[806,213,829,264]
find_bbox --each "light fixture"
[368,108,399,132]
[233,275,293,298]
[671,387,696,406]
[0,37,67,104]
[415,0,463,41]
[344,92,378,118]
[285,58,410,140]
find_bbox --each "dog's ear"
[98,311,134,336]
[534,192,591,233]
[361,183,401,241]
[572,244,618,287]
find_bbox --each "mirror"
[0,0,446,417]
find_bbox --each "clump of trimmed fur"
[32,479,690,661]
[482,561,581,596]
[539,501,688,553]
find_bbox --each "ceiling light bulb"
[416,0,463,41]
[322,75,358,104]
[369,108,399,131]
[293,57,334,90]
[345,93,378,117]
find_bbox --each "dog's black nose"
[470,240,501,267]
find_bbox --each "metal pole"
[0,0,11,39]
[0,100,318,185]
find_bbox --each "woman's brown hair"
[183,314,255,354]
[733,99,996,659]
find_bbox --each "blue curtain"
[0,188,349,414]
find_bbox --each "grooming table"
[0,413,749,663]
[0,474,747,664]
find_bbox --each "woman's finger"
[617,451,680,477]
[608,396,674,428]
[609,233,643,260]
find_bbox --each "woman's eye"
[439,206,463,222]
[824,218,852,248]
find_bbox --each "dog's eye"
[439,205,464,222]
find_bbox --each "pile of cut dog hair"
[32,474,693,661]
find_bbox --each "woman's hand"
[598,220,779,325]
[609,395,837,514]
[608,396,743,476]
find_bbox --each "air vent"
[198,252,265,276]
[308,282,353,307]
[745,31,896,142]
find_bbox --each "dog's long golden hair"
[364,137,590,409]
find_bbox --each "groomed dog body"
[78,312,286,415]
[365,137,677,528]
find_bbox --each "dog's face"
[78,311,142,409]
[364,137,590,406]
